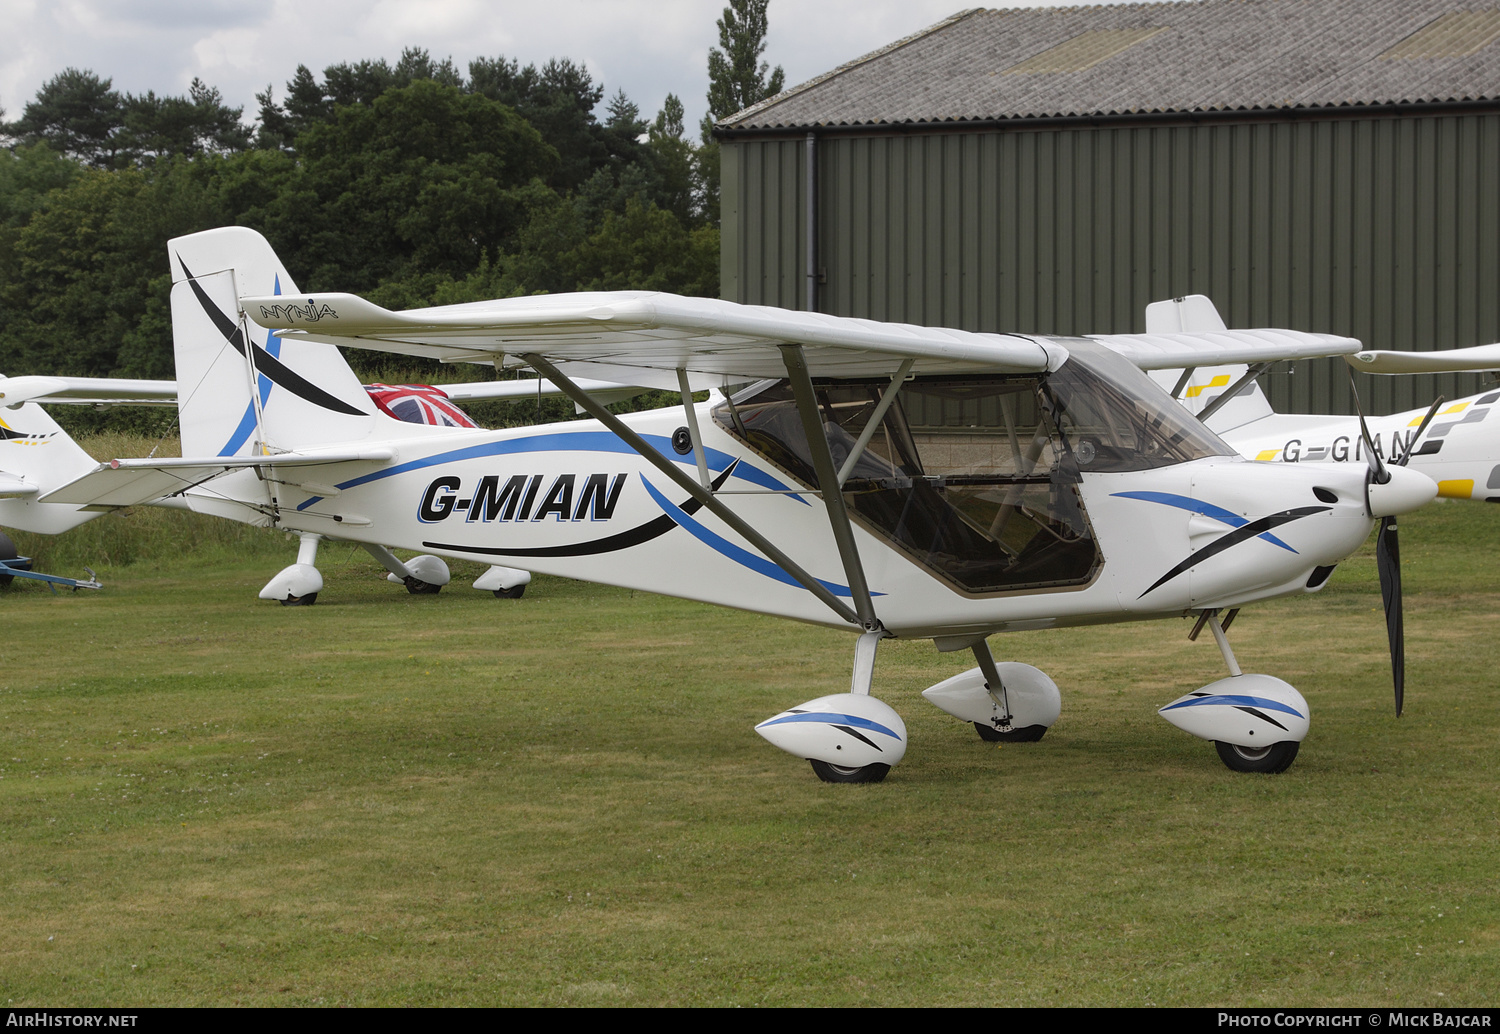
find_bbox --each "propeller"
[1348,373,1444,718]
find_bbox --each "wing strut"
[780,344,883,633]
[836,358,914,488]
[1197,363,1271,423]
[517,352,862,627]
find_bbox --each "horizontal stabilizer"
[39,447,396,508]
[1348,344,1500,374]
[0,473,38,497]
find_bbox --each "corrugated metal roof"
[722,0,1500,131]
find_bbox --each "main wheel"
[493,584,526,599]
[1214,739,1299,774]
[279,592,318,607]
[973,722,1048,743]
[0,531,16,588]
[404,577,442,595]
[809,760,890,784]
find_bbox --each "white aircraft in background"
[36,227,1441,782]
[1145,295,1500,502]
[0,369,616,601]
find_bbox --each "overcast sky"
[1,1,1096,133]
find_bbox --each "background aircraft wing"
[1088,329,1361,370]
[0,375,177,407]
[1348,343,1500,374]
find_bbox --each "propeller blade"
[1375,514,1404,717]
[1347,367,1389,484]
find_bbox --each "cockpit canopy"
[714,342,1233,595]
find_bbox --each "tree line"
[0,0,786,410]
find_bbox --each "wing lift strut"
[520,348,890,695]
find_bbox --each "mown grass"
[0,471,1496,1006]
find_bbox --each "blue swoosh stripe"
[755,711,902,739]
[1111,491,1297,553]
[295,431,807,510]
[639,475,875,598]
[1161,694,1305,718]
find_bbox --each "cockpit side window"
[714,374,1101,595]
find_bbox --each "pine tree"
[699,0,785,225]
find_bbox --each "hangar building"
[716,0,1500,413]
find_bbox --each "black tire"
[279,592,318,607]
[809,760,890,784]
[492,584,526,599]
[1214,739,1299,774]
[973,722,1048,743]
[404,577,442,595]
[0,531,15,588]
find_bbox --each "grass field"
[1,499,1497,1006]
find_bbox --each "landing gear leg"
[1158,609,1309,774]
[260,532,324,605]
[971,640,1050,742]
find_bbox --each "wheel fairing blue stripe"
[1110,491,1297,553]
[755,711,902,739]
[1161,694,1305,718]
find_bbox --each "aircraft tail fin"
[0,393,106,534]
[1145,295,1275,432]
[168,228,377,459]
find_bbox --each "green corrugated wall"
[721,113,1500,414]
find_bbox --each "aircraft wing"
[1088,329,1361,370]
[439,377,649,407]
[0,375,177,407]
[243,291,1059,379]
[1347,343,1500,374]
[39,448,396,508]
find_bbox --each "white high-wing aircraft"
[42,228,1438,781]
[1145,295,1500,502]
[0,372,568,600]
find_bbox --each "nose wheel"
[1214,739,1299,774]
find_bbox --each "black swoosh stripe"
[423,461,738,558]
[1233,705,1289,732]
[1138,505,1332,599]
[833,725,883,752]
[178,258,366,417]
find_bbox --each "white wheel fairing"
[258,562,323,601]
[921,663,1061,731]
[755,693,907,769]
[1158,674,1310,748]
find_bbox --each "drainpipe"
[805,131,817,312]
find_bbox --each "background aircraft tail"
[1145,295,1275,432]
[0,394,102,534]
[168,228,377,458]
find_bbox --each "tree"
[3,69,124,167]
[262,80,558,294]
[700,0,785,224]
[704,0,785,126]
[648,94,696,226]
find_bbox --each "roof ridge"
[720,8,990,128]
